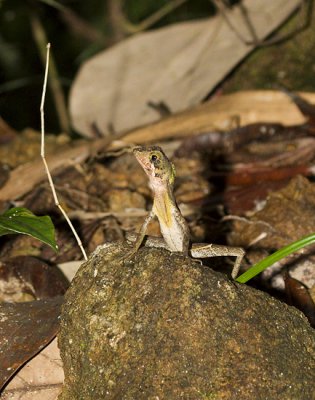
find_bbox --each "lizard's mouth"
[136,157,151,172]
[133,148,151,171]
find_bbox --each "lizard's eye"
[150,154,158,162]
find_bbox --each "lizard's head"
[133,146,176,188]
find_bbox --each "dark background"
[0,0,314,133]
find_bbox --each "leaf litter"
[1,2,315,396]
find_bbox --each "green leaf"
[236,233,315,284]
[0,207,58,251]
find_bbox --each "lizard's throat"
[152,184,175,228]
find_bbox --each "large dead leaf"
[70,0,300,137]
[1,338,63,400]
[0,297,63,392]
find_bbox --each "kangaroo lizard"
[127,145,245,279]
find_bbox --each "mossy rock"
[58,242,315,400]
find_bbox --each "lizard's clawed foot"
[230,249,246,280]
[192,258,203,266]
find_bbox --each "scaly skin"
[133,145,190,254]
[130,145,245,279]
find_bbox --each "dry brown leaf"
[0,257,68,302]
[70,0,300,137]
[0,297,62,392]
[1,338,63,400]
[0,117,17,144]
[1,90,314,203]
[0,137,111,202]
[122,90,315,144]
[57,260,83,282]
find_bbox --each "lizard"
[126,145,245,279]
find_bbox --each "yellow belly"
[160,220,186,251]
[153,193,173,228]
[153,195,187,252]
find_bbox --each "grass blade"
[236,233,315,284]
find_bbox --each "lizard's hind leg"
[191,244,245,279]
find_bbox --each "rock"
[58,243,315,400]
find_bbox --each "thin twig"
[39,0,106,43]
[212,0,249,43]
[115,0,189,35]
[68,209,149,220]
[41,43,88,261]
[60,6,106,43]
[107,0,127,42]
[30,9,70,133]
[253,0,313,47]
[213,0,312,47]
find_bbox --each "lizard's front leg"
[121,210,156,260]
[190,244,245,279]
